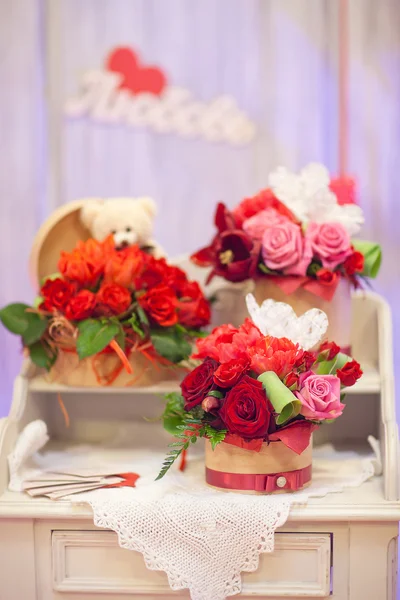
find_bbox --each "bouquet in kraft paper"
[0,236,211,387]
[158,294,362,493]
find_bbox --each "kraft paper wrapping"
[205,439,312,475]
[48,349,181,387]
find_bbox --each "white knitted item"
[8,421,378,600]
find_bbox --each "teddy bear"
[80,197,165,257]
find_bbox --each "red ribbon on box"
[206,465,312,493]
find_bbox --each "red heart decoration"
[106,47,167,96]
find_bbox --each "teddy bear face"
[80,197,157,251]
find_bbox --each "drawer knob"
[276,476,287,488]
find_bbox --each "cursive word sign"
[65,47,256,146]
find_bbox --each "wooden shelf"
[28,376,181,395]
[28,363,380,395]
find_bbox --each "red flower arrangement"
[0,236,211,373]
[158,315,362,480]
[191,166,382,302]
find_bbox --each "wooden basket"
[253,277,352,352]
[205,439,312,494]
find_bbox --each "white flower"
[268,162,364,235]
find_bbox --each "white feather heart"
[245,293,328,350]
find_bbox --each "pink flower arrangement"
[191,167,382,302]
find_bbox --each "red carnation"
[213,355,250,388]
[181,358,218,411]
[219,375,271,439]
[138,284,178,327]
[344,251,364,276]
[319,340,340,361]
[233,189,297,227]
[337,360,363,387]
[65,290,96,321]
[40,278,75,312]
[248,335,303,378]
[96,283,132,316]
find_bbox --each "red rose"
[316,268,339,286]
[213,355,250,388]
[134,256,169,290]
[319,340,340,361]
[65,290,96,321]
[219,375,271,439]
[104,245,145,287]
[138,285,178,327]
[344,251,364,276]
[164,265,188,292]
[295,350,316,372]
[284,371,299,389]
[40,278,75,312]
[96,283,132,316]
[177,280,203,300]
[181,358,218,411]
[337,360,363,387]
[178,296,211,329]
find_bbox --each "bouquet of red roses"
[158,295,362,492]
[0,236,211,379]
[192,165,381,302]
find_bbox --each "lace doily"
[9,421,379,600]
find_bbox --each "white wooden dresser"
[0,280,399,599]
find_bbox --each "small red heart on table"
[106,47,167,96]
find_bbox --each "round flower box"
[205,438,312,494]
[253,277,352,353]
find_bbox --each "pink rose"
[295,372,345,421]
[243,209,289,241]
[305,222,352,269]
[261,221,312,276]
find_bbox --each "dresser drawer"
[50,529,331,598]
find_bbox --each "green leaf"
[76,319,120,360]
[125,314,145,338]
[22,314,48,346]
[114,325,126,351]
[306,260,322,277]
[258,371,301,425]
[0,303,31,335]
[40,272,62,285]
[258,263,276,275]
[33,296,43,309]
[204,424,227,450]
[162,392,185,435]
[156,415,204,480]
[207,390,224,399]
[136,305,149,326]
[352,239,382,278]
[29,341,57,370]
[151,328,192,363]
[317,352,351,375]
